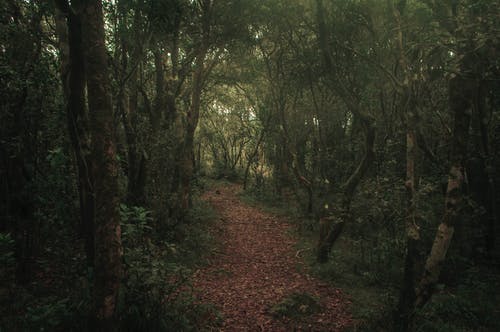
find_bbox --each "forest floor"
[192,182,352,331]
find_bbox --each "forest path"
[192,183,352,331]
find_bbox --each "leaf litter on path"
[192,183,352,331]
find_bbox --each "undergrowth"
[118,194,223,331]
[239,181,500,332]
[0,190,221,332]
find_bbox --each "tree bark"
[80,0,123,329]
[415,75,474,308]
[391,3,422,329]
[54,0,95,267]
[477,82,497,257]
[176,0,211,214]
[118,29,146,206]
[396,114,420,330]
[317,119,375,263]
[394,99,423,329]
[152,44,165,132]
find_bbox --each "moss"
[269,292,321,318]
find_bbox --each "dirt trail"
[192,183,351,331]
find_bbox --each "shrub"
[413,268,500,332]
[119,203,221,331]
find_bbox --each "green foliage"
[120,204,154,245]
[174,195,219,265]
[0,281,90,331]
[23,297,87,332]
[0,233,15,300]
[120,251,200,331]
[239,186,293,217]
[0,233,14,268]
[119,201,221,331]
[307,241,398,332]
[120,203,182,330]
[215,162,242,181]
[413,268,500,332]
[36,147,77,230]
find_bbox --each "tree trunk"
[80,0,123,329]
[396,118,420,330]
[176,0,211,214]
[477,82,497,257]
[152,44,165,132]
[54,0,95,267]
[243,115,269,190]
[415,75,474,307]
[119,34,145,206]
[317,119,375,263]
[392,3,421,329]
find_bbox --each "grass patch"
[269,292,321,318]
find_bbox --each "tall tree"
[54,0,95,267]
[416,65,474,308]
[80,0,123,328]
[392,0,421,329]
[176,0,212,213]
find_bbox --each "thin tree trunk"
[396,116,420,330]
[152,44,164,133]
[119,34,145,206]
[243,124,267,190]
[177,0,211,213]
[317,119,375,263]
[477,82,497,257]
